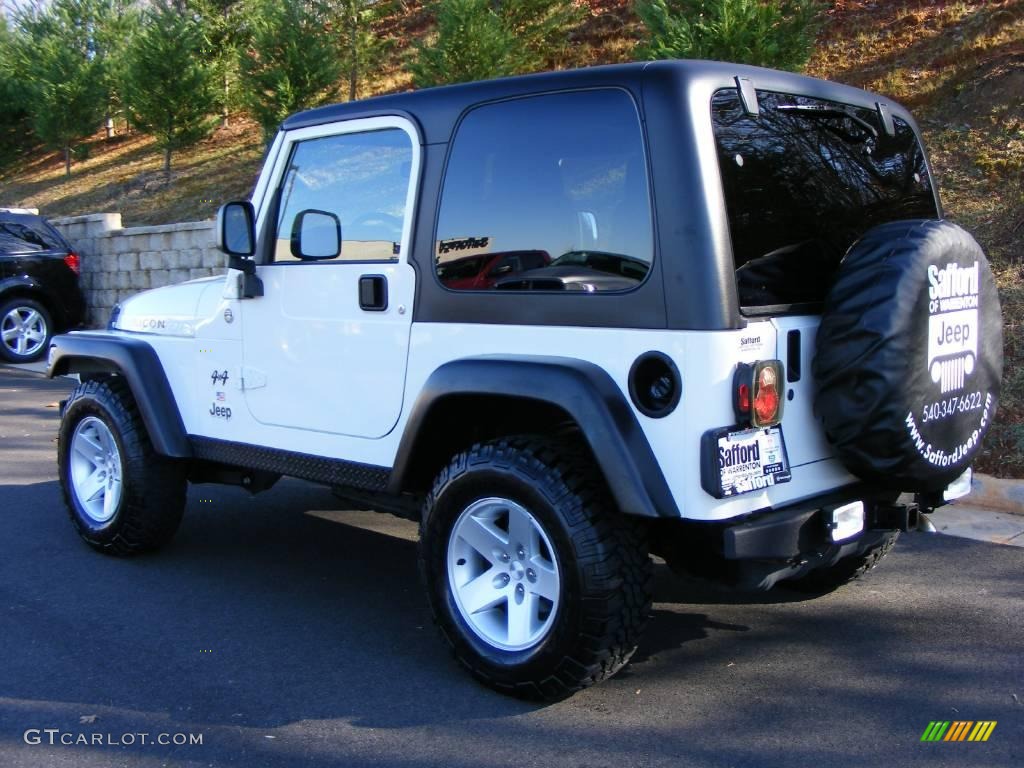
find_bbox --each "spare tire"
[814,219,1002,492]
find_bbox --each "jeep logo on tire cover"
[927,261,979,394]
[907,255,996,472]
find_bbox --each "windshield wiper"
[775,104,879,141]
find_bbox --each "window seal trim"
[255,115,423,269]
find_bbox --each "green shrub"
[238,0,343,138]
[636,0,823,72]
[411,0,583,88]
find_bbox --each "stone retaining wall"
[50,213,224,327]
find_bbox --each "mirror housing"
[216,201,262,298]
[290,209,341,260]
[216,201,256,273]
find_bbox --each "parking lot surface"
[1,367,1021,767]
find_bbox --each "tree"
[123,1,217,172]
[92,0,141,137]
[410,0,583,89]
[636,0,823,72]
[189,0,245,126]
[0,16,28,125]
[238,0,343,139]
[12,0,108,177]
[337,0,390,101]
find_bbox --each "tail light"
[64,252,81,275]
[733,360,784,428]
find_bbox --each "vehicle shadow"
[0,475,782,730]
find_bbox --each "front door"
[240,117,420,439]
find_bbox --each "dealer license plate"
[701,425,792,498]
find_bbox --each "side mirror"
[216,201,256,274]
[216,201,262,298]
[290,209,341,260]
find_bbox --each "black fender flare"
[390,356,679,518]
[0,275,44,295]
[47,332,192,458]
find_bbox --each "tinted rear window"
[712,89,938,312]
[0,215,67,253]
[435,89,654,293]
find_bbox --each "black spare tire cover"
[814,219,1002,492]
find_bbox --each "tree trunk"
[222,6,231,127]
[349,20,358,101]
[223,73,230,128]
[163,147,171,175]
[64,146,71,178]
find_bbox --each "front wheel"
[419,436,652,700]
[58,376,187,555]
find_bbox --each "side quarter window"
[436,90,654,293]
[274,128,412,263]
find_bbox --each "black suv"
[0,209,85,362]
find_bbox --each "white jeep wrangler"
[49,61,1003,700]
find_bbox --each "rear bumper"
[719,491,918,589]
[653,487,920,590]
[723,491,918,560]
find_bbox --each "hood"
[113,276,224,337]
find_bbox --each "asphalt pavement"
[0,367,1021,768]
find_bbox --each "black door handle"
[359,275,388,311]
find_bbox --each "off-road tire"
[0,296,52,363]
[419,435,652,701]
[786,532,899,594]
[58,376,187,555]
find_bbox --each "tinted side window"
[274,128,411,263]
[436,90,653,293]
[712,89,938,311]
[0,216,66,253]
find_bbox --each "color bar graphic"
[921,721,996,742]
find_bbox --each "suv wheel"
[419,436,652,700]
[0,297,52,363]
[58,376,187,554]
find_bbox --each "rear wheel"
[419,436,652,700]
[59,376,187,554]
[0,297,52,363]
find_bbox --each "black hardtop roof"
[281,59,916,144]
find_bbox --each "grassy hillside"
[0,0,1020,475]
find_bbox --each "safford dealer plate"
[700,425,792,499]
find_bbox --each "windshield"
[712,88,938,313]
